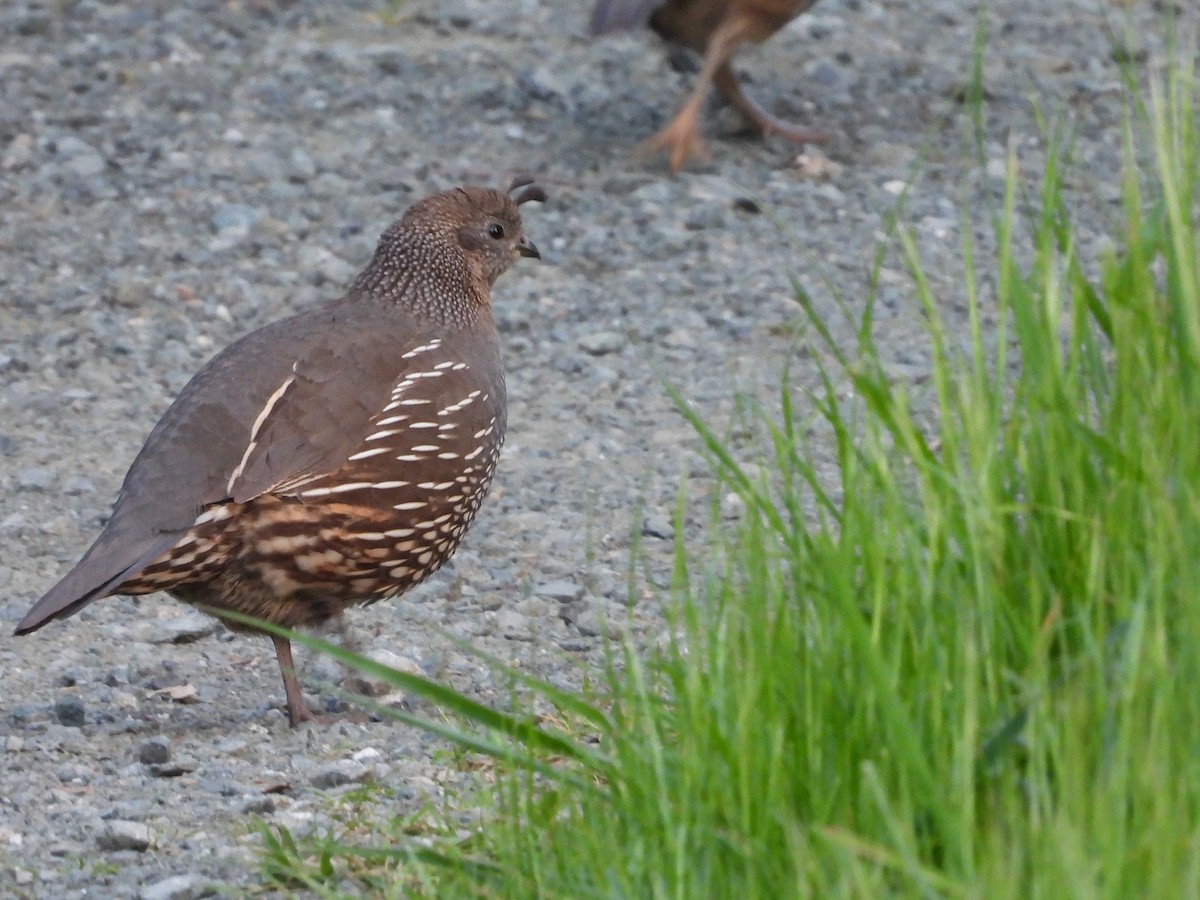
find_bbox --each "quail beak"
[517,236,540,259]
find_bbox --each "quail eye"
[487,223,506,240]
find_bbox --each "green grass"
[254,55,1200,899]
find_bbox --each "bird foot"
[641,114,710,172]
[286,701,313,728]
[283,706,374,728]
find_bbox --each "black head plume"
[508,175,547,206]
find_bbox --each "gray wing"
[112,299,406,525]
[16,299,420,632]
[589,0,663,35]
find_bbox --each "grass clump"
[258,58,1200,899]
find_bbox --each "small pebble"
[148,759,199,778]
[310,760,369,789]
[210,203,260,235]
[240,797,276,815]
[496,608,532,640]
[641,514,676,540]
[137,737,171,766]
[577,331,626,356]
[54,698,86,727]
[138,873,209,900]
[535,579,583,603]
[98,820,154,853]
[155,612,219,645]
[16,466,54,491]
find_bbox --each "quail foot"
[16,178,546,727]
[591,0,829,170]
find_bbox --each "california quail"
[16,179,545,727]
[590,0,827,170]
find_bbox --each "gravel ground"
[0,0,1183,895]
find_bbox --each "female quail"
[16,179,545,726]
[590,0,827,170]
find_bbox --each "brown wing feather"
[227,333,406,503]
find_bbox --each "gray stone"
[54,136,97,158]
[138,874,210,900]
[62,475,96,495]
[137,737,171,766]
[519,66,570,105]
[210,203,260,235]
[343,649,421,698]
[154,611,219,644]
[721,491,747,520]
[2,133,34,170]
[535,579,583,603]
[683,204,727,231]
[148,759,199,778]
[296,245,357,286]
[577,331,626,356]
[241,796,275,815]
[16,466,54,491]
[311,760,370,789]
[98,820,154,852]
[215,737,250,755]
[575,607,626,639]
[496,609,532,640]
[53,698,85,727]
[69,153,107,178]
[288,147,317,182]
[661,328,697,350]
[641,514,676,540]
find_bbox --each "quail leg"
[645,91,710,171]
[713,62,829,144]
[648,12,816,172]
[271,634,312,727]
[646,13,763,171]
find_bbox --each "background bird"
[590,0,827,170]
[16,178,545,727]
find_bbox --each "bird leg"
[644,70,712,171]
[271,634,312,727]
[713,62,829,144]
[645,14,757,171]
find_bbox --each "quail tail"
[13,537,174,636]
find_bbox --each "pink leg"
[714,62,829,144]
[645,16,759,171]
[271,634,312,727]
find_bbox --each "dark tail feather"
[14,537,172,635]
[15,579,114,634]
[589,0,661,36]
